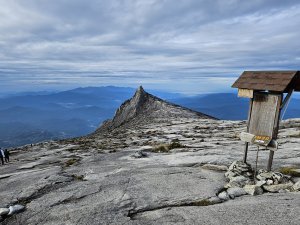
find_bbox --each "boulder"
[228,161,253,177]
[266,180,274,185]
[292,181,300,191]
[244,185,264,195]
[0,208,9,216]
[227,187,247,199]
[131,150,148,158]
[292,177,300,184]
[8,204,25,216]
[208,196,222,204]
[257,171,273,181]
[262,183,293,193]
[225,171,236,180]
[256,180,266,187]
[218,191,229,201]
[226,175,251,188]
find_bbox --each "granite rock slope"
[0,87,300,225]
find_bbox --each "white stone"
[256,180,266,187]
[257,172,273,181]
[228,175,250,187]
[262,183,293,193]
[208,196,222,204]
[218,191,229,201]
[266,180,274,185]
[292,181,300,191]
[227,187,247,199]
[244,185,264,196]
[0,208,9,216]
[225,171,235,179]
[8,204,25,216]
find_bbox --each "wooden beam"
[267,93,283,171]
[238,89,254,98]
[244,98,253,163]
[243,143,249,163]
[280,89,293,109]
[267,151,275,171]
[240,132,255,143]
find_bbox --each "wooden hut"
[232,71,300,171]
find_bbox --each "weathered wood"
[238,88,254,98]
[249,93,282,138]
[240,132,255,143]
[240,132,278,150]
[267,93,283,171]
[267,150,275,171]
[272,93,283,139]
[243,143,249,163]
[243,98,253,163]
[280,89,293,109]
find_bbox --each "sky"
[0,0,300,95]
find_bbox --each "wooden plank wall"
[249,93,282,138]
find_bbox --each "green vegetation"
[190,199,212,206]
[153,144,170,153]
[72,174,85,181]
[152,139,185,153]
[279,167,300,177]
[64,158,79,167]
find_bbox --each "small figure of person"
[4,149,9,163]
[0,148,4,165]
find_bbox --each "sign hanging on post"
[248,93,282,139]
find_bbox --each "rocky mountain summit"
[97,86,214,132]
[0,87,300,225]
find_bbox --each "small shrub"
[168,141,183,150]
[279,167,300,177]
[64,158,79,167]
[152,140,184,153]
[189,199,211,206]
[168,139,184,150]
[66,147,79,152]
[72,174,84,181]
[153,145,170,153]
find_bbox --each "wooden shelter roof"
[232,71,300,92]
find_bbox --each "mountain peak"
[136,85,145,95]
[96,86,215,132]
[131,85,148,106]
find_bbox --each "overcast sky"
[0,0,300,94]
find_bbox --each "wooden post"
[243,98,253,163]
[267,93,283,171]
[267,151,274,171]
[243,143,249,163]
[243,99,252,163]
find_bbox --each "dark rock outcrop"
[96,86,215,132]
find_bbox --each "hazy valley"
[1,86,300,148]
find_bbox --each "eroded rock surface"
[1,88,300,224]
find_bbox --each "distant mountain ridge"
[0,86,184,147]
[170,93,300,120]
[1,86,300,148]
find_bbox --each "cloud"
[0,0,300,94]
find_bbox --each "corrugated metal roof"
[232,71,300,92]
